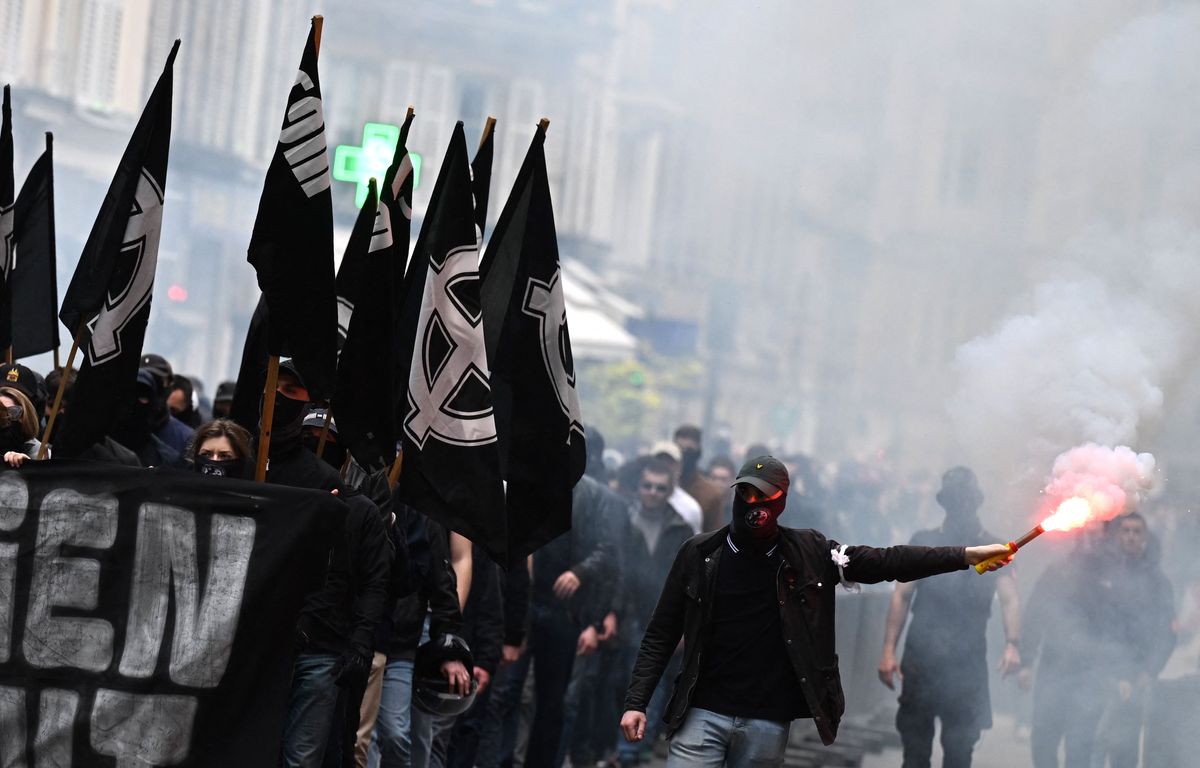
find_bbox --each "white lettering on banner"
[392,155,414,220]
[0,481,264,764]
[404,242,499,448]
[90,690,198,767]
[279,67,330,198]
[0,686,26,767]
[35,688,79,765]
[24,489,118,672]
[0,474,27,663]
[522,269,585,442]
[86,168,164,366]
[119,505,255,687]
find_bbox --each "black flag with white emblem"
[382,110,416,432]
[55,42,178,457]
[480,123,586,560]
[397,123,506,562]
[246,21,336,400]
[12,133,59,359]
[471,119,495,241]
[333,177,396,471]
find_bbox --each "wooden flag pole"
[406,105,415,122]
[254,355,280,482]
[53,346,61,373]
[387,449,404,488]
[478,116,496,152]
[339,450,352,480]
[38,319,85,459]
[4,347,11,365]
[538,117,550,134]
[315,404,333,459]
[312,15,324,56]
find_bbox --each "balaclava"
[729,455,790,549]
[936,466,984,538]
[0,407,25,452]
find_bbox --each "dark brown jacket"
[623,526,967,745]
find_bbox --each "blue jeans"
[372,659,415,768]
[666,708,790,768]
[282,653,341,768]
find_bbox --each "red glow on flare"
[1040,497,1093,532]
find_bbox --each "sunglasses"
[639,481,671,494]
[735,484,784,504]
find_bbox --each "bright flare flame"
[1041,497,1093,532]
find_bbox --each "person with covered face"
[877,466,1021,768]
[620,457,1015,767]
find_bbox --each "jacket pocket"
[819,655,845,720]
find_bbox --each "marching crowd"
[0,354,1182,768]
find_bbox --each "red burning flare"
[1040,496,1093,532]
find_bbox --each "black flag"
[229,295,269,434]
[12,133,59,359]
[55,41,178,457]
[397,123,506,562]
[0,85,13,354]
[480,124,586,559]
[246,22,336,400]
[471,119,495,241]
[333,178,396,471]
[381,110,416,432]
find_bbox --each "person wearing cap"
[212,380,236,419]
[877,466,1020,768]
[650,440,703,535]
[2,363,47,423]
[1,386,44,466]
[619,456,1015,767]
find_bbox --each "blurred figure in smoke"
[878,466,1021,768]
[1088,513,1175,768]
[1019,521,1107,768]
[650,440,703,534]
[706,455,736,486]
[674,425,728,533]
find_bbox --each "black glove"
[330,649,371,689]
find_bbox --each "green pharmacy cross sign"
[333,122,422,207]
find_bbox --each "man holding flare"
[619,455,1014,768]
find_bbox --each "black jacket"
[266,438,342,492]
[462,544,505,675]
[532,475,619,626]
[501,559,531,647]
[623,526,968,745]
[297,490,393,659]
[623,504,693,627]
[384,506,463,660]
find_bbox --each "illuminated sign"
[333,122,422,207]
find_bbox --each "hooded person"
[109,369,186,468]
[262,359,341,493]
[877,465,1022,768]
[621,456,1017,768]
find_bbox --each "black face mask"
[268,394,308,444]
[302,433,346,470]
[112,400,154,449]
[731,493,786,547]
[680,447,701,480]
[195,456,246,478]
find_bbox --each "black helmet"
[413,634,477,716]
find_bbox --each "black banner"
[0,462,344,766]
[12,134,58,359]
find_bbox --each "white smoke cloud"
[1042,443,1157,523]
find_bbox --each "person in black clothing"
[428,543,506,768]
[1086,513,1175,768]
[263,361,340,492]
[264,370,393,768]
[473,559,532,768]
[369,501,471,768]
[611,458,694,767]
[620,456,1015,768]
[877,466,1021,768]
[109,368,187,468]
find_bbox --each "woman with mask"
[187,419,254,479]
[2,386,45,466]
